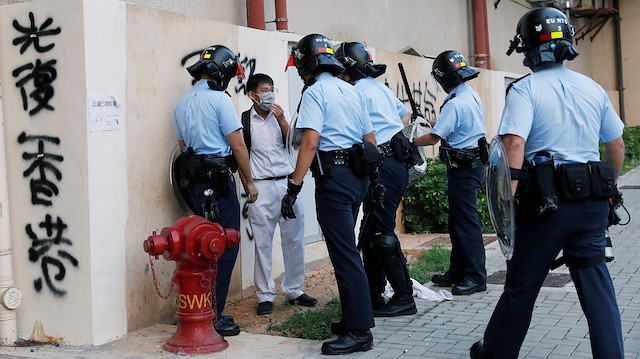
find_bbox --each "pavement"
[2,167,640,358]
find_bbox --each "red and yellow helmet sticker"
[318,47,334,54]
[539,31,563,42]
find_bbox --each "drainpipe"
[246,0,266,30]
[472,0,491,69]
[0,95,20,345]
[612,0,625,124]
[274,0,288,31]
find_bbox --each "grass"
[267,297,342,340]
[407,244,451,285]
[266,245,451,340]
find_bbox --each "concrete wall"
[0,0,127,345]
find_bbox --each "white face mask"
[255,91,275,111]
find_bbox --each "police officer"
[174,45,259,336]
[281,34,377,355]
[413,50,488,296]
[471,7,625,359]
[335,41,418,317]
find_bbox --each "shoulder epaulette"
[439,93,456,113]
[505,73,531,98]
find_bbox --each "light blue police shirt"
[174,80,242,156]
[297,72,374,151]
[499,63,624,164]
[354,77,407,144]
[431,83,486,149]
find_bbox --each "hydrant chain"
[149,254,176,299]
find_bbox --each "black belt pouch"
[557,163,591,201]
[349,142,380,176]
[589,161,617,199]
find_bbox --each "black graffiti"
[12,12,61,54]
[13,59,57,115]
[392,79,438,123]
[18,132,63,206]
[240,193,254,241]
[234,54,256,95]
[26,214,78,297]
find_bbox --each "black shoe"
[470,340,495,359]
[431,272,459,287]
[256,301,273,315]
[373,295,417,317]
[452,280,487,295]
[287,293,317,307]
[216,315,240,336]
[330,320,347,336]
[321,330,373,355]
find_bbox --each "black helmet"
[289,34,344,78]
[507,7,578,65]
[335,42,386,80]
[186,45,245,88]
[431,50,479,91]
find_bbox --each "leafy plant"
[407,244,451,285]
[402,157,493,234]
[267,297,342,340]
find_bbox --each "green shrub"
[401,157,492,234]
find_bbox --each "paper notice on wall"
[88,95,121,132]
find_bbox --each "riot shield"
[286,111,303,168]
[486,135,515,260]
[169,144,195,216]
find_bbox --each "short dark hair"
[246,73,274,93]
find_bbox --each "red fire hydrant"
[143,215,240,354]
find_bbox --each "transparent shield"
[486,135,515,260]
[169,144,195,216]
[404,117,431,182]
[286,111,303,168]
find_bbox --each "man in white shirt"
[242,73,317,315]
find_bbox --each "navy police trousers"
[187,175,240,318]
[483,199,624,358]
[316,165,375,330]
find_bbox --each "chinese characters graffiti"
[12,12,77,296]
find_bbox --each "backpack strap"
[241,109,252,156]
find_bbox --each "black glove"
[368,172,386,209]
[281,179,303,219]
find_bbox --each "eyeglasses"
[252,88,279,96]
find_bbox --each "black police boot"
[321,330,373,355]
[470,340,495,359]
[452,280,486,295]
[330,320,347,336]
[373,294,417,317]
[215,315,240,336]
[431,271,459,287]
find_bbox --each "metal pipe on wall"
[246,0,266,30]
[472,0,491,69]
[613,0,625,124]
[274,0,288,31]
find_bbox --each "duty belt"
[378,141,394,158]
[320,149,350,166]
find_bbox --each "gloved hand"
[281,179,303,219]
[368,172,386,209]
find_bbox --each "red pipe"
[246,0,265,30]
[274,0,289,31]
[472,0,491,69]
